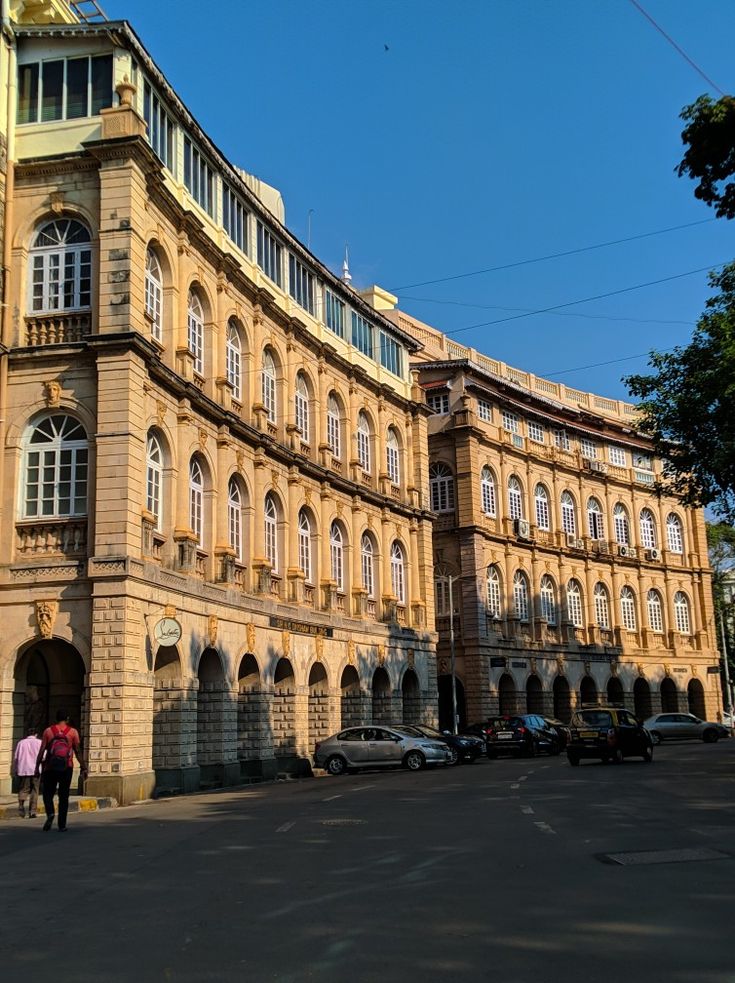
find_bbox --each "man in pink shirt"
[13,728,42,818]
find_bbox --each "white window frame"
[647,589,664,633]
[567,580,584,628]
[535,483,550,531]
[508,476,523,521]
[145,247,163,342]
[674,591,691,634]
[386,429,400,486]
[23,414,88,519]
[146,431,163,530]
[228,477,242,562]
[620,586,637,631]
[608,445,627,467]
[540,574,556,625]
[594,582,610,629]
[580,438,597,460]
[357,412,371,473]
[29,218,92,314]
[477,399,492,422]
[481,466,496,517]
[587,498,604,540]
[561,491,576,536]
[391,541,406,604]
[640,509,657,549]
[553,429,570,451]
[435,577,450,617]
[427,393,449,415]
[298,509,312,583]
[666,513,684,554]
[330,522,344,592]
[513,570,530,623]
[264,494,278,573]
[327,394,341,459]
[430,463,455,513]
[361,534,374,599]
[613,503,630,545]
[262,350,277,424]
[187,290,204,376]
[528,421,545,444]
[487,566,502,619]
[189,458,204,547]
[295,373,310,444]
[226,320,242,401]
[502,410,520,434]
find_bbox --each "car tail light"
[606,728,616,745]
[517,726,527,735]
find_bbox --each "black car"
[398,724,485,765]
[466,715,563,758]
[566,706,653,765]
[544,717,571,749]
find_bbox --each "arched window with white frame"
[513,570,530,622]
[674,591,691,634]
[540,574,557,625]
[357,411,371,473]
[295,372,310,444]
[508,475,524,521]
[647,589,664,633]
[429,462,455,513]
[561,491,576,536]
[29,218,92,314]
[264,492,279,573]
[613,503,630,545]
[330,521,345,592]
[145,247,163,342]
[227,476,244,562]
[487,565,502,619]
[594,582,610,629]
[226,319,242,401]
[587,497,604,540]
[146,430,163,530]
[298,509,312,584]
[566,579,584,628]
[262,349,277,424]
[535,483,550,531]
[361,533,375,599]
[620,586,637,631]
[327,393,341,459]
[189,457,204,547]
[639,508,657,549]
[187,290,204,375]
[386,428,400,486]
[666,513,684,554]
[23,414,88,519]
[391,541,406,604]
[481,466,496,517]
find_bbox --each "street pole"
[718,608,734,736]
[448,574,458,735]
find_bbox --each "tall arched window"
[23,414,88,518]
[429,462,455,513]
[264,493,278,572]
[481,466,496,517]
[620,586,637,631]
[566,579,584,628]
[391,541,406,604]
[386,428,400,486]
[639,508,657,549]
[513,570,530,622]
[561,491,576,536]
[486,565,502,619]
[262,349,277,424]
[295,373,310,443]
[361,533,375,599]
[587,497,604,540]
[666,513,684,554]
[674,591,691,634]
[187,290,204,375]
[298,509,312,583]
[540,574,557,625]
[435,575,450,617]
[146,431,163,529]
[647,589,664,633]
[594,582,610,629]
[535,483,550,531]
[357,412,371,473]
[145,247,163,341]
[613,503,630,545]
[228,477,243,562]
[189,458,204,546]
[29,218,91,313]
[508,475,523,520]
[226,319,242,401]
[330,521,345,592]
[327,393,341,459]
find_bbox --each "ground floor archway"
[687,677,706,718]
[498,673,516,715]
[634,677,652,720]
[660,676,679,713]
[553,676,571,722]
[607,676,624,705]
[273,657,297,760]
[580,675,598,708]
[402,669,421,725]
[308,662,330,750]
[237,654,266,777]
[197,647,233,786]
[526,674,543,714]
[340,665,362,729]
[152,645,198,791]
[372,667,393,724]
[438,674,466,732]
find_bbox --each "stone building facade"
[0,6,437,802]
[378,302,722,728]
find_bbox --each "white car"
[643,713,729,744]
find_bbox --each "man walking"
[35,710,88,832]
[13,727,42,818]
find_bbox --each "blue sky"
[105,0,735,400]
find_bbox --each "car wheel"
[568,754,580,767]
[650,731,662,746]
[404,750,426,771]
[642,745,653,762]
[447,747,460,766]
[702,729,719,744]
[486,750,497,760]
[326,755,347,776]
[610,748,623,765]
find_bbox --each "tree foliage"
[625,263,735,520]
[678,95,735,219]
[707,522,735,672]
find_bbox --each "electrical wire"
[540,348,678,379]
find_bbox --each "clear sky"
[104,0,735,401]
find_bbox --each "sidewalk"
[0,794,117,821]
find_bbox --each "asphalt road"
[1,741,734,983]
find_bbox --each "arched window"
[535,483,550,531]
[29,218,91,313]
[391,541,406,604]
[587,497,604,540]
[429,462,455,513]
[613,503,630,545]
[486,565,502,619]
[295,372,310,443]
[298,509,312,583]
[674,591,691,634]
[187,290,204,375]
[262,349,277,424]
[639,508,657,549]
[23,414,88,518]
[647,589,664,633]
[327,393,341,459]
[146,431,163,529]
[435,575,450,617]
[561,491,576,536]
[566,579,584,628]
[145,247,163,341]
[620,586,637,631]
[508,475,523,521]
[361,533,375,599]
[264,493,278,572]
[481,466,496,517]
[228,477,243,562]
[667,513,684,554]
[189,458,204,546]
[386,428,400,486]
[330,521,345,592]
[226,319,242,401]
[513,570,530,622]
[357,411,371,473]
[540,574,557,625]
[594,582,610,629]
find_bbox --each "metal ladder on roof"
[67,0,108,23]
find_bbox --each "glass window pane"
[66,57,88,119]
[91,55,112,115]
[17,62,39,124]
[41,60,64,122]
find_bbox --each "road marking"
[534,821,556,835]
[276,821,295,833]
[519,776,528,782]
[521,806,535,815]
[510,783,520,789]
[352,785,375,791]
[322,794,342,802]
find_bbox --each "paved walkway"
[0,793,117,821]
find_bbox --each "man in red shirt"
[35,709,88,832]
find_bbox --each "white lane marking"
[519,776,528,782]
[521,806,535,815]
[352,785,375,791]
[534,821,556,835]
[526,770,535,775]
[276,821,295,833]
[510,783,520,789]
[323,794,342,802]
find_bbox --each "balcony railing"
[16,518,87,557]
[25,312,90,346]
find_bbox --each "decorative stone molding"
[315,634,324,661]
[377,644,386,666]
[155,400,167,428]
[43,380,62,407]
[207,615,218,648]
[35,600,58,639]
[347,639,356,665]
[407,648,415,669]
[246,623,256,655]
[637,662,646,677]
[282,630,291,658]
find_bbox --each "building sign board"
[268,615,333,638]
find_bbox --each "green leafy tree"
[707,522,735,696]
[678,95,735,218]
[625,263,735,520]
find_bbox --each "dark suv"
[466,715,563,758]
[566,706,653,765]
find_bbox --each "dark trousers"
[42,768,73,828]
[18,775,40,814]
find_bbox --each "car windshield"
[393,726,422,737]
[489,717,522,731]
[573,710,613,728]
[414,725,442,737]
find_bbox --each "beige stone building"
[376,299,722,729]
[0,2,437,802]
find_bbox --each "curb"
[0,797,118,821]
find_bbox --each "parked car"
[465,715,563,758]
[398,724,485,765]
[543,717,571,749]
[643,713,730,744]
[314,725,452,775]
[567,706,653,765]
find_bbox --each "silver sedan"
[314,725,452,775]
[644,713,729,744]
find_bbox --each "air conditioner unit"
[514,518,531,540]
[566,532,578,547]
[574,538,584,550]
[618,545,636,558]
[646,548,661,561]
[595,540,610,555]
[582,458,592,470]
[590,461,609,474]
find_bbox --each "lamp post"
[721,578,734,735]
[448,574,458,735]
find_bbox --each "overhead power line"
[541,348,678,379]
[389,218,715,292]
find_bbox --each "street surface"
[1,742,734,983]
